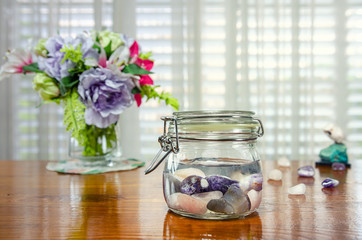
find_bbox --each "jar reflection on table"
[155,111,264,220]
[163,211,263,239]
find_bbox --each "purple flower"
[78,68,134,128]
[38,34,99,81]
[72,34,99,60]
[38,35,69,80]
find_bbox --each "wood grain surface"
[0,160,361,239]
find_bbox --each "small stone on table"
[268,169,282,181]
[288,183,306,195]
[297,165,315,177]
[321,178,339,188]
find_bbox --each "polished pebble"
[332,162,346,171]
[248,189,262,211]
[268,169,282,181]
[297,165,315,177]
[223,184,250,214]
[207,184,250,214]
[322,178,339,188]
[168,193,208,215]
[288,183,306,195]
[191,191,223,204]
[230,172,252,192]
[206,198,234,214]
[238,177,251,192]
[206,175,239,194]
[180,175,209,195]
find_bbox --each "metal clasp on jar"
[145,114,264,174]
[144,116,179,174]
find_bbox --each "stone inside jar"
[163,158,263,218]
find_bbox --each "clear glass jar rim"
[173,110,255,119]
[166,110,263,141]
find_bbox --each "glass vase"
[69,124,117,167]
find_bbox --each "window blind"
[0,0,361,162]
[135,0,362,161]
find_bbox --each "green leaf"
[61,76,79,88]
[104,40,113,59]
[63,88,86,144]
[139,51,153,60]
[79,124,117,156]
[131,87,141,94]
[123,64,153,75]
[59,84,67,96]
[140,85,179,111]
[60,44,83,64]
[93,43,101,53]
[22,63,42,73]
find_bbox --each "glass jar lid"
[167,110,263,142]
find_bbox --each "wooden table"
[0,160,361,239]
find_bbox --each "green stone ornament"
[316,124,351,167]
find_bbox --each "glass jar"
[145,111,264,220]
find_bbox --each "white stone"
[278,157,291,167]
[268,169,282,181]
[248,189,262,211]
[231,171,251,191]
[238,177,252,192]
[174,168,206,181]
[288,183,306,195]
[323,123,344,143]
[191,191,223,204]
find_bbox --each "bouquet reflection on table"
[67,173,128,238]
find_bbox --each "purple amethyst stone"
[206,175,239,194]
[332,162,346,171]
[297,165,315,177]
[321,178,339,188]
[180,175,209,195]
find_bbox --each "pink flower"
[0,48,33,80]
[139,75,153,85]
[134,93,142,107]
[136,58,153,71]
[129,41,154,71]
[129,41,154,87]
[129,41,139,58]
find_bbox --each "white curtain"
[1,0,361,161]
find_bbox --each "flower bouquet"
[0,30,179,164]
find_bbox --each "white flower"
[0,48,33,81]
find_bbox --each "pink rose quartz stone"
[248,189,262,211]
[167,193,208,215]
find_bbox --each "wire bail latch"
[144,116,179,174]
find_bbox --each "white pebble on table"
[288,183,306,195]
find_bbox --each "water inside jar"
[163,158,263,220]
